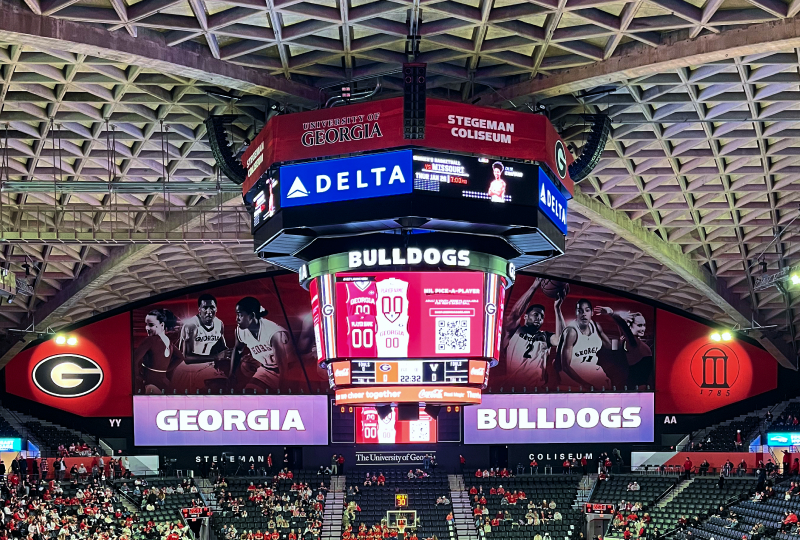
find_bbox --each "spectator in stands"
[793,459,800,476]
[723,459,733,476]
[627,481,640,491]
[699,459,710,476]
[737,459,747,476]
[376,473,385,486]
[459,455,466,473]
[717,473,725,489]
[683,457,693,480]
[530,458,538,475]
[563,459,571,474]
[782,512,799,531]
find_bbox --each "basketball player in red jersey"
[135,308,184,393]
[487,162,507,203]
[501,278,565,388]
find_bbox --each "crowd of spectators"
[473,468,514,479]
[56,444,101,459]
[0,457,131,484]
[214,475,324,539]
[610,500,655,539]
[122,479,198,511]
[0,463,191,540]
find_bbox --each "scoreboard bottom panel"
[330,359,488,386]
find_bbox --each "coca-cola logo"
[418,388,444,399]
[335,368,349,377]
[470,367,485,376]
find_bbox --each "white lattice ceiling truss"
[0,0,799,367]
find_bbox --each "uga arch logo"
[689,343,740,390]
[32,354,104,398]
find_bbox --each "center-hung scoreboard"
[241,96,573,407]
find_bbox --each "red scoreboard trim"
[335,386,482,405]
[241,98,573,197]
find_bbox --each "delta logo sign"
[280,150,413,207]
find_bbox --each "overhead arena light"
[710,331,732,342]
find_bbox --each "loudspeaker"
[403,63,426,140]
[376,404,393,420]
[397,404,419,421]
[424,404,440,419]
[568,114,612,183]
[205,115,246,185]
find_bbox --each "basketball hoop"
[397,519,406,536]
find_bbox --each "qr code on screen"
[436,318,470,353]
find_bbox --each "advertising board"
[280,150,413,208]
[464,393,654,444]
[766,433,800,446]
[241,98,574,197]
[133,395,328,446]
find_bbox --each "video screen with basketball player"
[132,274,328,395]
[489,275,656,392]
[355,406,437,444]
[412,152,539,206]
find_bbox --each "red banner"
[4,314,133,417]
[241,98,573,196]
[655,310,777,414]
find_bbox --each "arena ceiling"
[0,0,799,367]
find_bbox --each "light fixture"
[721,331,732,341]
[791,274,800,286]
[55,335,66,345]
[710,332,721,342]
[66,336,77,346]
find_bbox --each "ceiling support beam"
[0,0,320,105]
[572,186,797,369]
[481,17,800,103]
[0,193,242,368]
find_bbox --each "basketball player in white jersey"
[557,298,613,389]
[173,294,227,392]
[233,296,297,391]
[377,407,397,443]
[501,278,565,387]
[375,277,410,357]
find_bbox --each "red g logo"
[690,344,740,389]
